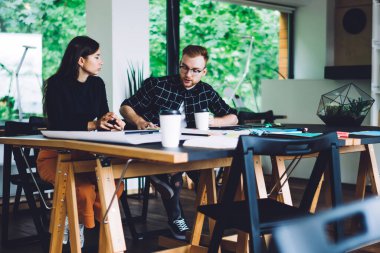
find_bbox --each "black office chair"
[10,117,51,215]
[238,109,286,124]
[272,196,380,253]
[198,132,343,253]
[4,119,52,252]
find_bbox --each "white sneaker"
[63,216,69,244]
[62,216,85,248]
[79,224,85,248]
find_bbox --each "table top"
[284,124,380,145]
[0,134,233,164]
[2,124,380,163]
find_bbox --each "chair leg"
[13,185,23,214]
[120,191,141,240]
[141,177,150,220]
[251,232,264,253]
[22,180,49,253]
[208,221,224,253]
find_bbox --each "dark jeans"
[154,171,199,222]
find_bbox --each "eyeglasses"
[179,64,206,76]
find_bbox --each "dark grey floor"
[1,180,380,253]
[0,188,197,253]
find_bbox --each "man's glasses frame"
[179,63,206,76]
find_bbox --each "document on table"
[183,135,239,149]
[42,130,191,145]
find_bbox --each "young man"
[120,45,238,240]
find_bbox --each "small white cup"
[194,109,209,130]
[159,110,181,147]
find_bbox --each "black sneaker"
[150,175,174,199]
[168,217,190,240]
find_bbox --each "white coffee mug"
[194,109,209,130]
[159,110,181,147]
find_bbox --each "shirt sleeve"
[208,87,238,117]
[120,77,156,115]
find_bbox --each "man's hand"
[120,105,158,130]
[136,118,158,130]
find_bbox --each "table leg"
[270,156,293,205]
[49,153,71,253]
[95,159,126,253]
[66,163,81,253]
[189,169,209,246]
[254,155,268,199]
[367,144,380,194]
[204,169,217,236]
[355,144,380,199]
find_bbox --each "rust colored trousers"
[37,149,124,228]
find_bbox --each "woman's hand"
[96,112,126,131]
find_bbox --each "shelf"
[324,65,371,80]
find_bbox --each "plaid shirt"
[121,75,237,128]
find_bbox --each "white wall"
[293,0,328,79]
[86,0,150,191]
[86,0,150,113]
[260,0,376,183]
[261,79,371,183]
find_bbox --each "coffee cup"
[159,109,181,147]
[194,108,209,130]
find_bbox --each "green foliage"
[126,62,145,98]
[149,0,167,77]
[0,0,86,80]
[149,0,280,111]
[0,95,18,120]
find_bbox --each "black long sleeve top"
[45,75,109,131]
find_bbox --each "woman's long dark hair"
[54,36,99,80]
[43,36,99,115]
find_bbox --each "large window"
[0,0,86,120]
[149,0,282,112]
[180,1,280,111]
[149,0,167,77]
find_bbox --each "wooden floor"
[1,178,380,253]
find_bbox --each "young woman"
[37,36,125,248]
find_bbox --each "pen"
[124,130,159,135]
[182,133,209,137]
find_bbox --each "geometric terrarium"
[317,83,374,126]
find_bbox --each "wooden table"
[263,124,380,209]
[0,135,233,253]
[2,124,380,253]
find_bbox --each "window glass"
[149,0,167,77]
[180,1,280,111]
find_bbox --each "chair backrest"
[240,131,339,156]
[273,196,380,253]
[219,132,341,236]
[5,119,48,183]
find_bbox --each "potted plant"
[317,83,374,126]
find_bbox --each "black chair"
[272,196,380,253]
[198,132,343,253]
[3,119,52,252]
[238,109,286,124]
[11,117,51,215]
[120,176,153,240]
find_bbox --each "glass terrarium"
[317,83,374,126]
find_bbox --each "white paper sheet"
[183,135,238,149]
[42,130,191,145]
